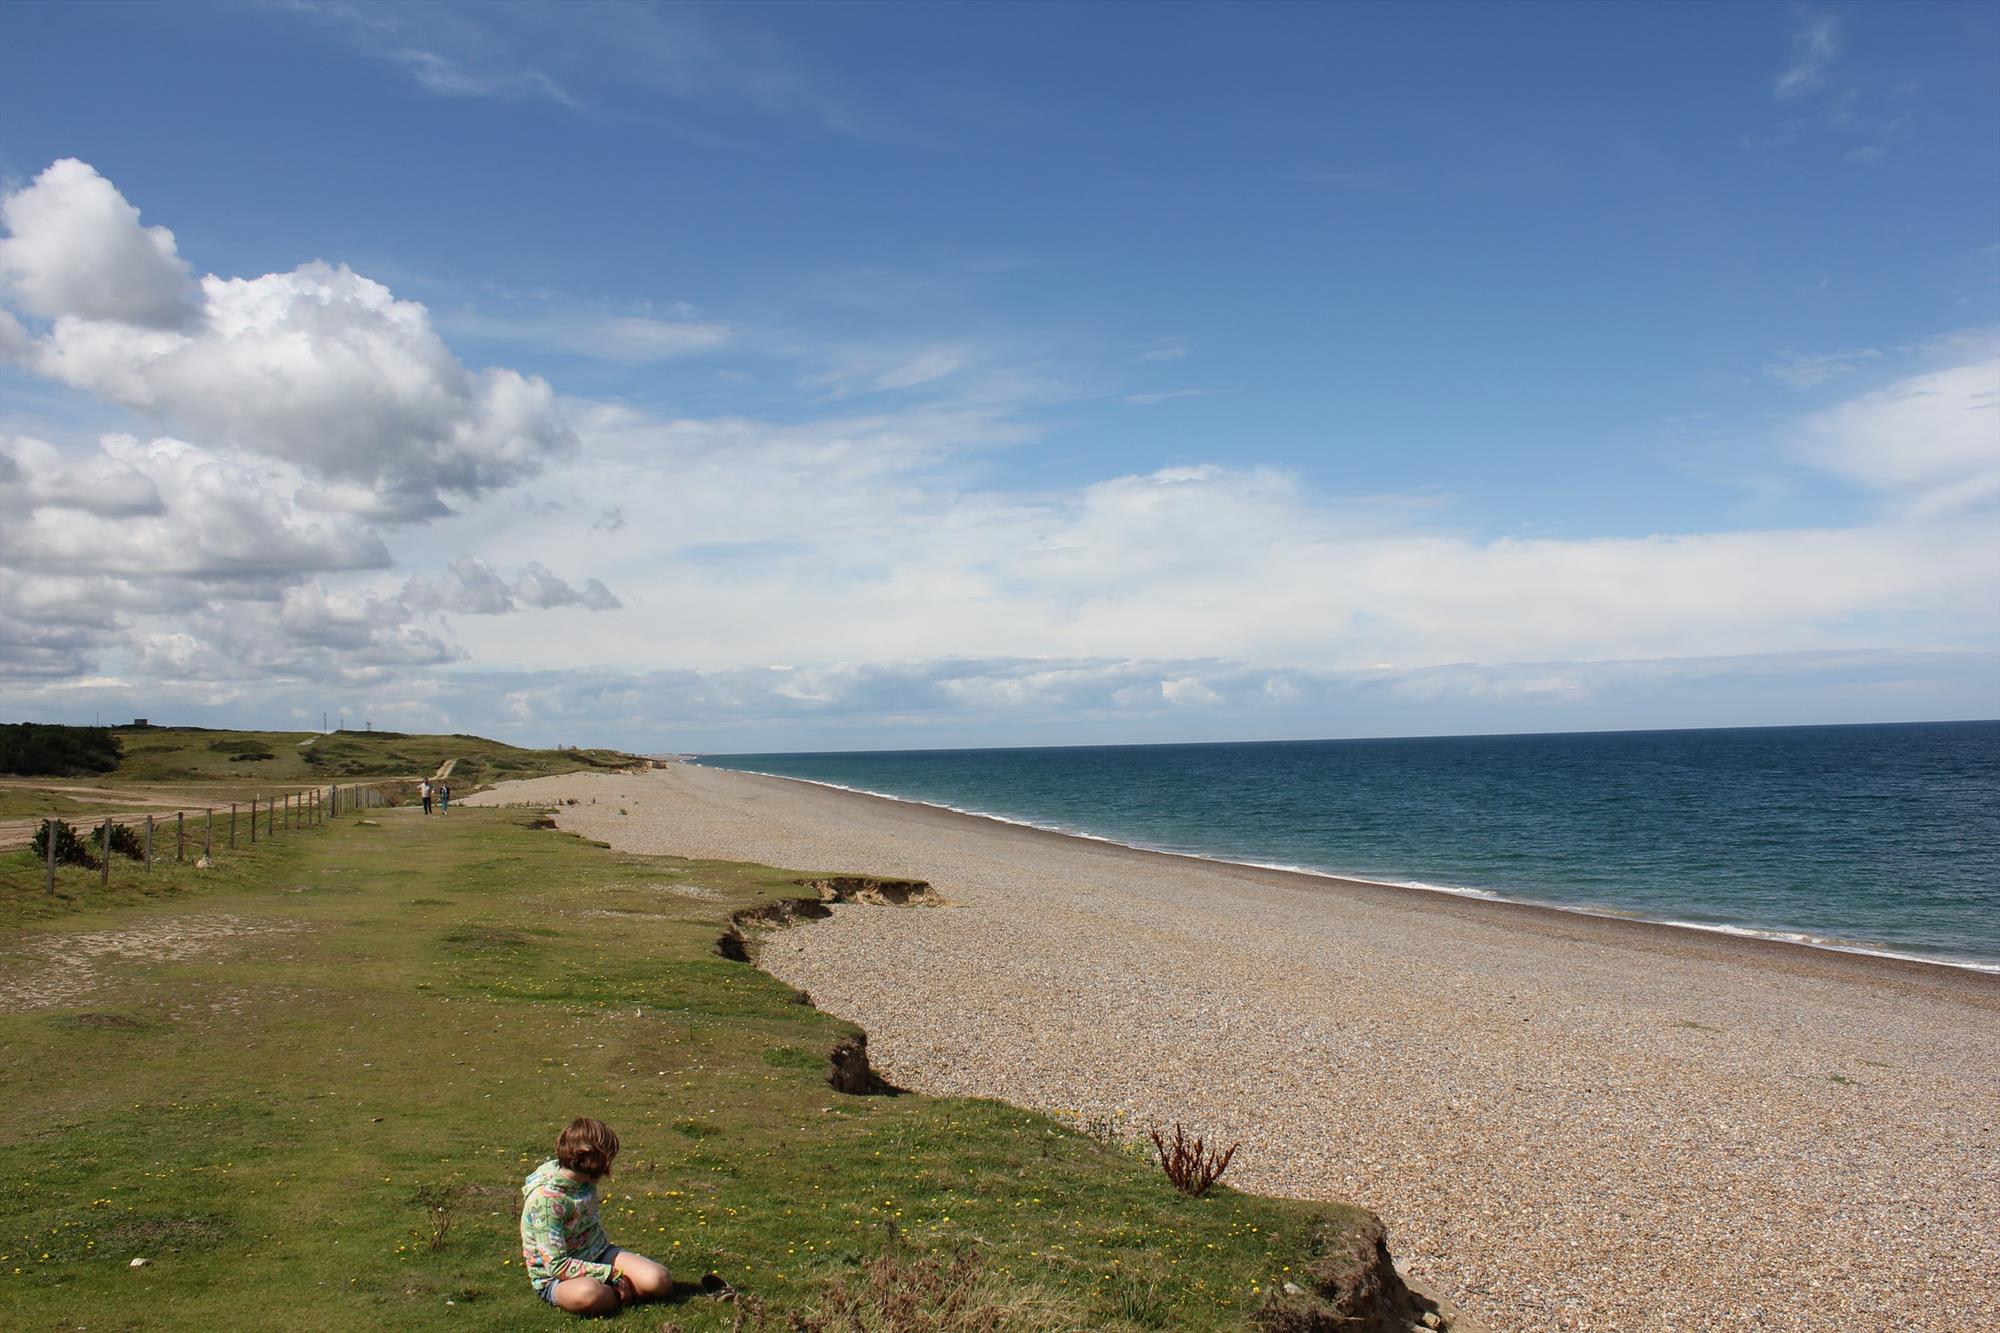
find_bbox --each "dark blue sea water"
[695,721,2000,971]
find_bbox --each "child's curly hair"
[556,1116,620,1179]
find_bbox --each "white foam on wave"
[695,761,2000,976]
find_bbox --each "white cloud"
[1765,347,1883,389]
[1790,348,2000,513]
[2,162,575,519]
[402,556,623,615]
[807,342,974,395]
[1760,9,1910,162]
[0,159,198,329]
[1161,675,1222,706]
[0,435,388,578]
[1774,10,1841,102]
[436,357,1999,695]
[286,1,578,107]
[1122,389,1209,406]
[402,556,517,615]
[2,156,1991,743]
[388,47,577,106]
[449,307,734,362]
[512,562,622,611]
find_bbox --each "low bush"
[31,818,97,868]
[106,822,145,860]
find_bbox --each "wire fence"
[28,780,414,896]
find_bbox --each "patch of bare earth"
[0,915,306,1012]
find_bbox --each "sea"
[695,720,2000,972]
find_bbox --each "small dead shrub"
[409,1182,455,1251]
[1148,1122,1240,1197]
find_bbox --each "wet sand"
[470,764,2000,1332]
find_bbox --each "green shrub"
[106,823,145,860]
[0,724,122,777]
[30,818,97,868]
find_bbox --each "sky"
[1,0,1996,753]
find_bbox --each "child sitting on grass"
[520,1116,672,1314]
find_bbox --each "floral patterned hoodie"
[519,1159,614,1290]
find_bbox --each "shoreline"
[698,761,2000,986]
[471,764,2000,1330]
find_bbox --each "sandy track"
[470,766,2000,1332]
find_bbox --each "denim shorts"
[536,1246,624,1305]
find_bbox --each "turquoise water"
[696,721,2000,971]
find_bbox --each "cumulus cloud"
[402,557,518,616]
[0,159,198,328]
[0,435,387,579]
[0,432,409,687]
[402,557,622,614]
[2,161,575,519]
[512,562,623,610]
[127,591,459,688]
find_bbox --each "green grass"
[0,805,1365,1330]
[0,790,126,820]
[104,726,640,787]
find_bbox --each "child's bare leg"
[548,1277,620,1315]
[614,1251,672,1298]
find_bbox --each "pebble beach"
[471,764,2000,1332]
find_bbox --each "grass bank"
[104,726,638,786]
[0,803,1384,1331]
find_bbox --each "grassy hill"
[105,726,640,787]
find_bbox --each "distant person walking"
[440,782,451,813]
[420,778,433,815]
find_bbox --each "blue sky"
[1,0,1996,750]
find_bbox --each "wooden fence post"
[100,819,111,888]
[45,818,56,895]
[230,802,237,849]
[205,809,213,860]
[250,797,258,843]
[176,810,185,862]
[144,815,154,871]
